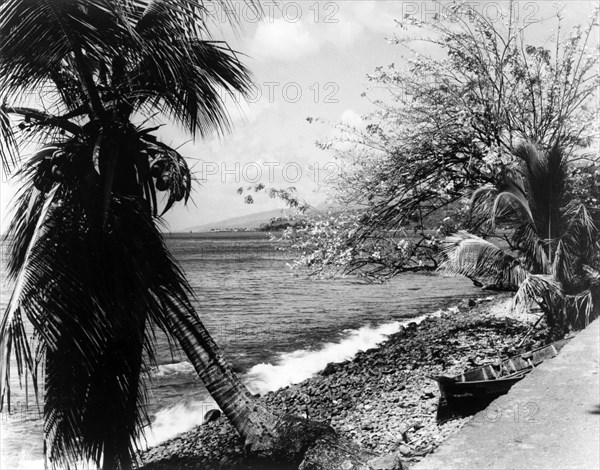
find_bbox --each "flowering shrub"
[285,2,598,281]
[275,210,445,281]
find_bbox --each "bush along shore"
[140,295,548,470]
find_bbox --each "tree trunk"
[165,308,280,454]
[165,310,403,469]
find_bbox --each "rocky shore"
[140,295,546,469]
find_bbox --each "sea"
[0,232,485,468]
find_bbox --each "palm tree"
[0,1,282,468]
[441,142,599,337]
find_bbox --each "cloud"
[249,19,318,62]
[313,1,405,47]
[340,109,363,127]
[222,93,279,125]
[246,2,407,63]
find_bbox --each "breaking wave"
[245,311,442,395]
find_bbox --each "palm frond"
[0,0,133,104]
[0,1,261,467]
[565,289,598,330]
[48,66,88,114]
[0,106,19,174]
[512,222,550,274]
[469,184,498,231]
[515,142,567,240]
[491,188,533,227]
[583,265,600,285]
[2,156,204,467]
[3,194,182,468]
[125,0,262,36]
[128,37,252,137]
[513,273,563,312]
[469,171,534,231]
[553,204,598,286]
[440,232,527,288]
[1,184,58,412]
[39,197,148,468]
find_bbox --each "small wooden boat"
[433,339,570,409]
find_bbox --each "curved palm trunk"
[165,309,280,453]
[164,314,379,469]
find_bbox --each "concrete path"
[413,318,600,470]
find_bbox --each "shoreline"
[140,293,543,469]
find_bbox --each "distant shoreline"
[162,231,278,240]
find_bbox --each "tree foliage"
[283,1,599,281]
[0,1,257,468]
[442,143,599,334]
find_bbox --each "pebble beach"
[139,294,544,469]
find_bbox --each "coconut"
[150,159,167,178]
[52,165,64,180]
[155,171,172,191]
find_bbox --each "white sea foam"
[152,361,195,377]
[5,400,217,468]
[244,311,443,395]
[10,311,446,465]
[144,310,446,446]
[144,399,218,448]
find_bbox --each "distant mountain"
[183,203,342,232]
[184,208,299,232]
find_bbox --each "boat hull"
[433,339,570,415]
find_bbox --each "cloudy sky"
[0,0,597,232]
[161,0,408,231]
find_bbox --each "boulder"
[202,409,222,425]
[321,362,339,376]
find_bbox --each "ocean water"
[0,232,484,468]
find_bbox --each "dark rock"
[202,409,222,425]
[140,295,534,470]
[362,421,375,431]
